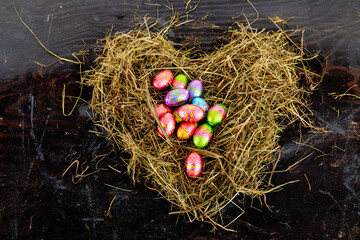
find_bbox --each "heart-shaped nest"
[84,21,320,230]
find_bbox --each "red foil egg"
[177,122,197,140]
[185,152,203,178]
[177,104,205,122]
[153,70,174,90]
[150,103,172,119]
[157,113,176,137]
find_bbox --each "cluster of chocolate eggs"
[152,70,227,179]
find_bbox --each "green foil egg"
[207,103,227,126]
[193,123,213,149]
[173,108,183,123]
[172,74,188,89]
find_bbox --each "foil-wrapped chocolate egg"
[157,113,176,137]
[192,97,209,113]
[164,88,190,107]
[150,103,172,119]
[207,103,227,126]
[193,123,213,149]
[177,104,205,122]
[172,108,183,123]
[172,74,188,89]
[153,70,173,90]
[177,122,197,140]
[187,79,203,98]
[185,152,203,178]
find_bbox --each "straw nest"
[83,21,320,230]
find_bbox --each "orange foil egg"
[177,104,205,122]
[150,103,172,119]
[153,70,174,90]
[177,122,197,140]
[157,113,176,137]
[185,152,203,178]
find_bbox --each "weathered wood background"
[1,0,360,239]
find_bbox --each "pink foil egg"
[185,152,203,178]
[150,103,172,119]
[153,70,173,90]
[177,104,205,122]
[157,113,176,137]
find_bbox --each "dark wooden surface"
[1,0,360,239]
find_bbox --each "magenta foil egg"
[164,88,190,107]
[187,79,203,98]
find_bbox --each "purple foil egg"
[164,88,190,107]
[187,79,203,98]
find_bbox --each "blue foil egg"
[192,97,209,113]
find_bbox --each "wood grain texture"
[1,0,360,239]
